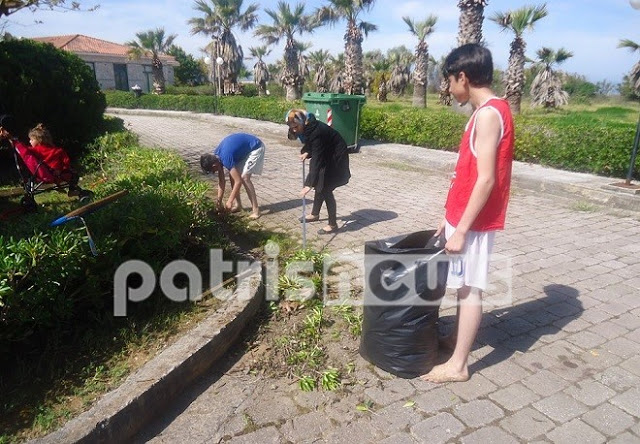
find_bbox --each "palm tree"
[249,45,271,96]
[329,52,346,93]
[126,28,177,94]
[377,73,389,102]
[316,0,377,95]
[363,50,384,94]
[439,0,488,105]
[458,0,488,45]
[369,57,391,101]
[189,0,259,95]
[618,38,640,93]
[297,41,313,81]
[529,47,572,109]
[403,15,437,108]
[491,3,548,114]
[255,1,321,101]
[387,46,413,96]
[308,49,331,92]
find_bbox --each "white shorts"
[239,143,265,176]
[445,220,495,291]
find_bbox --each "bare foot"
[248,212,260,220]
[230,206,242,213]
[420,362,469,383]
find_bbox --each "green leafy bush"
[0,39,106,158]
[359,107,466,150]
[105,91,293,123]
[0,131,215,352]
[104,92,639,179]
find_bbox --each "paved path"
[109,109,640,444]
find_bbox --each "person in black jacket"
[287,109,351,234]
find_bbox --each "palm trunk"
[412,43,428,108]
[505,36,525,114]
[457,0,486,45]
[438,77,452,106]
[343,20,364,95]
[152,57,166,94]
[283,38,300,101]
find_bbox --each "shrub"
[0,131,215,352]
[359,107,466,150]
[0,39,106,158]
[105,91,294,124]
[103,92,639,180]
[240,83,259,97]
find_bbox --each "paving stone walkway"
[109,109,640,444]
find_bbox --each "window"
[143,65,153,93]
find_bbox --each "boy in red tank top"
[421,44,514,383]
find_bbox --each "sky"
[4,0,640,85]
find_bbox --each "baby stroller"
[7,138,93,212]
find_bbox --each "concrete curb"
[34,268,263,444]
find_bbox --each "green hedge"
[105,90,293,124]
[105,92,639,179]
[0,131,217,351]
[0,39,106,158]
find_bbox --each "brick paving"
[108,109,640,443]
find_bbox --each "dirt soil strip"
[34,268,263,444]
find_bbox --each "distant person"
[200,133,265,219]
[286,109,351,235]
[421,43,514,383]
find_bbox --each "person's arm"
[303,136,325,189]
[226,166,244,209]
[446,108,501,253]
[216,163,225,209]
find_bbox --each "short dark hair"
[443,43,493,87]
[200,153,220,173]
[0,114,17,135]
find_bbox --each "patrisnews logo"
[113,244,513,316]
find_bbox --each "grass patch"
[570,201,599,212]
[377,161,433,174]
[0,130,284,442]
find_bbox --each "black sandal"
[318,226,338,235]
[299,215,319,223]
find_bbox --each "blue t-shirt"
[214,133,263,170]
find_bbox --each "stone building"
[30,34,178,93]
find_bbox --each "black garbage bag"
[359,230,449,378]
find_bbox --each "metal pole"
[625,110,640,185]
[210,48,217,115]
[302,160,307,249]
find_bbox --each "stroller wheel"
[20,196,37,212]
[78,190,94,204]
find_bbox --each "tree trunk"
[152,58,166,94]
[505,36,525,114]
[438,77,452,106]
[283,38,301,101]
[343,20,364,95]
[413,83,426,107]
[457,1,485,46]
[412,43,428,108]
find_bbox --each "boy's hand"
[300,152,309,161]
[300,186,311,197]
[445,230,466,254]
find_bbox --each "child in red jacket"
[18,123,72,181]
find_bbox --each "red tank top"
[445,97,514,231]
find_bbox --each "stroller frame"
[8,139,92,211]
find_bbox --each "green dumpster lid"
[303,92,366,102]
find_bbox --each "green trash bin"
[302,92,366,153]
